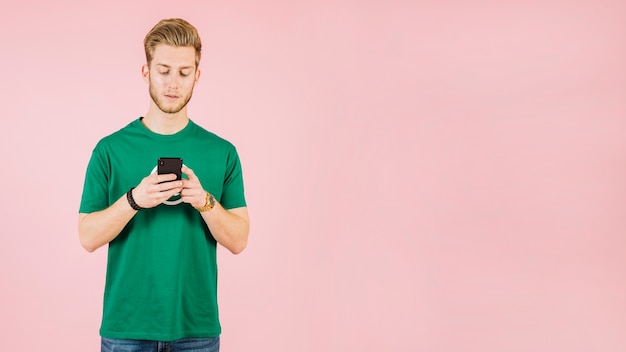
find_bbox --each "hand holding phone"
[128,158,184,209]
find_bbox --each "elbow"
[230,242,247,255]
[228,223,249,255]
[78,216,96,253]
[82,243,97,253]
[229,238,248,255]
[78,225,99,253]
[79,235,98,253]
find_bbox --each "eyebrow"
[155,64,195,70]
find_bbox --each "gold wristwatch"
[195,191,216,212]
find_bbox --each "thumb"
[181,165,197,181]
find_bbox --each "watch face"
[209,194,216,207]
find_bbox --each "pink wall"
[1,1,626,351]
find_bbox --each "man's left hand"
[180,166,208,208]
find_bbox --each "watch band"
[126,187,144,211]
[195,191,215,212]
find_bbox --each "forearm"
[201,204,249,254]
[78,174,183,252]
[78,195,137,252]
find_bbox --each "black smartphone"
[157,157,183,181]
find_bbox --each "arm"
[78,173,183,252]
[201,204,249,255]
[181,166,250,254]
[78,196,137,253]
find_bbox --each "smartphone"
[157,157,183,181]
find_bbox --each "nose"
[166,73,181,89]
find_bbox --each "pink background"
[1,0,626,351]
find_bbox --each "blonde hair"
[144,18,202,67]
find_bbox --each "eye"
[159,71,169,75]
[180,71,189,77]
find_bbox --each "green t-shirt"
[79,118,246,341]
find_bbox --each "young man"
[78,18,249,352]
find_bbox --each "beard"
[149,84,194,114]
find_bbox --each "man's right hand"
[132,173,184,209]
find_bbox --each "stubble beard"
[149,84,194,115]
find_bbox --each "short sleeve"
[79,143,110,213]
[219,146,246,210]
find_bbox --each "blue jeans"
[101,337,220,352]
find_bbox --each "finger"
[181,178,201,190]
[181,166,197,181]
[180,194,203,206]
[180,187,203,197]
[156,188,183,203]
[157,180,184,192]
[155,173,178,184]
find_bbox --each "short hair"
[144,18,202,67]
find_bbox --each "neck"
[142,106,189,135]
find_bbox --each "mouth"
[164,94,179,100]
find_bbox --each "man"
[78,18,249,352]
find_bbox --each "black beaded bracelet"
[126,187,144,211]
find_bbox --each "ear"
[194,68,201,84]
[141,64,150,83]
